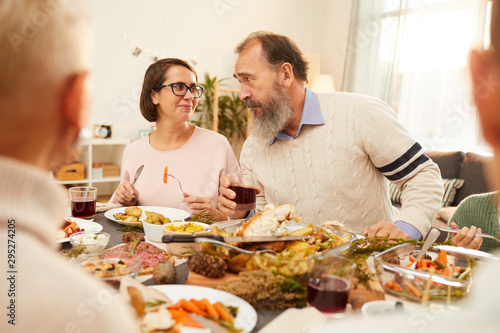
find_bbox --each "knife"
[131,165,144,186]
[190,314,231,333]
[162,234,311,243]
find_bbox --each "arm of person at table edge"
[364,162,444,240]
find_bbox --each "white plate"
[149,285,257,333]
[104,206,190,226]
[56,218,102,243]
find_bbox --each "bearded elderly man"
[218,31,443,240]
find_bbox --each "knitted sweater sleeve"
[449,192,500,253]
[355,95,443,237]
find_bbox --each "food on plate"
[114,206,143,222]
[153,260,177,284]
[164,222,205,233]
[145,210,171,225]
[126,206,143,217]
[163,166,168,184]
[119,277,178,333]
[198,221,355,276]
[187,253,227,278]
[122,231,145,243]
[167,298,240,332]
[82,258,131,278]
[56,218,84,240]
[120,277,242,333]
[238,204,300,236]
[101,240,174,275]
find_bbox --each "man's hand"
[114,181,139,206]
[450,222,483,250]
[364,221,410,239]
[217,175,260,219]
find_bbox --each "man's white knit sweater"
[240,92,443,236]
[0,156,140,332]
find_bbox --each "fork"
[439,226,500,243]
[166,173,186,195]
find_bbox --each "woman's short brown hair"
[235,31,309,83]
[140,58,198,122]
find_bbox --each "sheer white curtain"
[343,0,492,153]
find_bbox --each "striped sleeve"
[376,143,430,181]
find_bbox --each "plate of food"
[104,206,190,226]
[55,217,102,243]
[149,284,258,333]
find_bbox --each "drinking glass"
[307,255,356,318]
[69,186,97,218]
[227,172,257,211]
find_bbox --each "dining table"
[59,211,290,332]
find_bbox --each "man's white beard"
[247,81,293,141]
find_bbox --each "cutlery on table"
[439,226,500,243]
[166,173,187,196]
[409,228,441,269]
[131,165,144,186]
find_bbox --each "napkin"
[258,307,329,333]
[96,202,121,212]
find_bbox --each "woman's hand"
[450,222,483,250]
[183,195,213,216]
[114,181,139,206]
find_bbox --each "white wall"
[88,0,353,141]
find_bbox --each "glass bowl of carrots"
[373,243,497,305]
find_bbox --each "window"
[344,0,492,153]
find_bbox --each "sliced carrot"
[168,309,204,328]
[392,282,403,292]
[441,267,450,277]
[453,266,463,273]
[404,280,422,298]
[440,250,447,265]
[190,299,206,311]
[180,299,206,316]
[213,302,233,323]
[163,166,168,184]
[202,298,220,321]
[384,280,394,289]
[409,255,416,263]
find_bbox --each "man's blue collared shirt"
[268,87,325,146]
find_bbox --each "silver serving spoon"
[409,228,441,269]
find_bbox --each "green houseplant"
[193,73,248,158]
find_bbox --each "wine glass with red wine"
[307,255,356,318]
[227,172,257,211]
[69,186,97,219]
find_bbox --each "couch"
[391,150,496,241]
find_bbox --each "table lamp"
[311,74,336,93]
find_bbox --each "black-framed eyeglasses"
[153,82,204,98]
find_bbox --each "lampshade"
[311,74,336,93]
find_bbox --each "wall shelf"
[53,138,129,197]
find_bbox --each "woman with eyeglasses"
[110,58,240,219]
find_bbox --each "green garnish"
[145,300,166,307]
[128,238,140,256]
